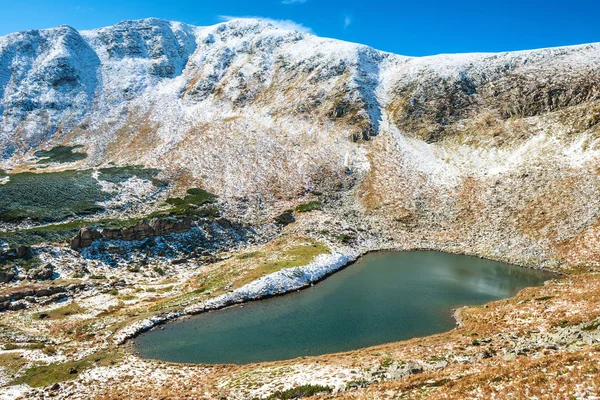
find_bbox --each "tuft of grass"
[381,357,394,367]
[294,201,323,213]
[582,320,600,331]
[265,384,333,399]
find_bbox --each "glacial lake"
[134,251,556,364]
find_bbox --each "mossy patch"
[11,349,124,388]
[35,303,85,320]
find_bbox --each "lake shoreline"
[124,246,561,363]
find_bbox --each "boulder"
[70,227,102,249]
[27,263,55,281]
[40,293,68,305]
[70,218,194,249]
[121,222,154,241]
[215,217,232,229]
[149,217,192,235]
[8,301,27,311]
[121,226,136,241]
[15,246,31,258]
[0,268,15,284]
[9,290,35,300]
[274,211,295,226]
[0,300,10,311]
[69,234,80,249]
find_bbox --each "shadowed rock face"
[69,218,193,249]
[1,19,600,269]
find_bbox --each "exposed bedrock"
[69,217,194,249]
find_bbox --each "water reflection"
[135,251,556,364]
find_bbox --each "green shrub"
[34,145,87,164]
[294,201,323,213]
[336,233,355,244]
[0,167,161,224]
[184,188,217,205]
[265,384,333,399]
[380,357,393,367]
[582,321,600,331]
[96,166,161,184]
[159,188,218,218]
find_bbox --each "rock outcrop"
[0,267,14,284]
[26,263,54,281]
[0,282,91,312]
[69,218,193,249]
[69,227,102,249]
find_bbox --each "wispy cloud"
[219,16,312,33]
[281,0,308,4]
[343,16,353,29]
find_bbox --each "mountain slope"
[1,18,600,269]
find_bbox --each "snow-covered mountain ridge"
[1,18,598,172]
[2,18,600,269]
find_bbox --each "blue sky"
[0,0,598,56]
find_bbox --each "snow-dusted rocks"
[113,247,360,344]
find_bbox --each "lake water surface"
[134,251,556,364]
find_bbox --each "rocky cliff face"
[1,18,600,270]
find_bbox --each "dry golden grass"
[52,272,600,400]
